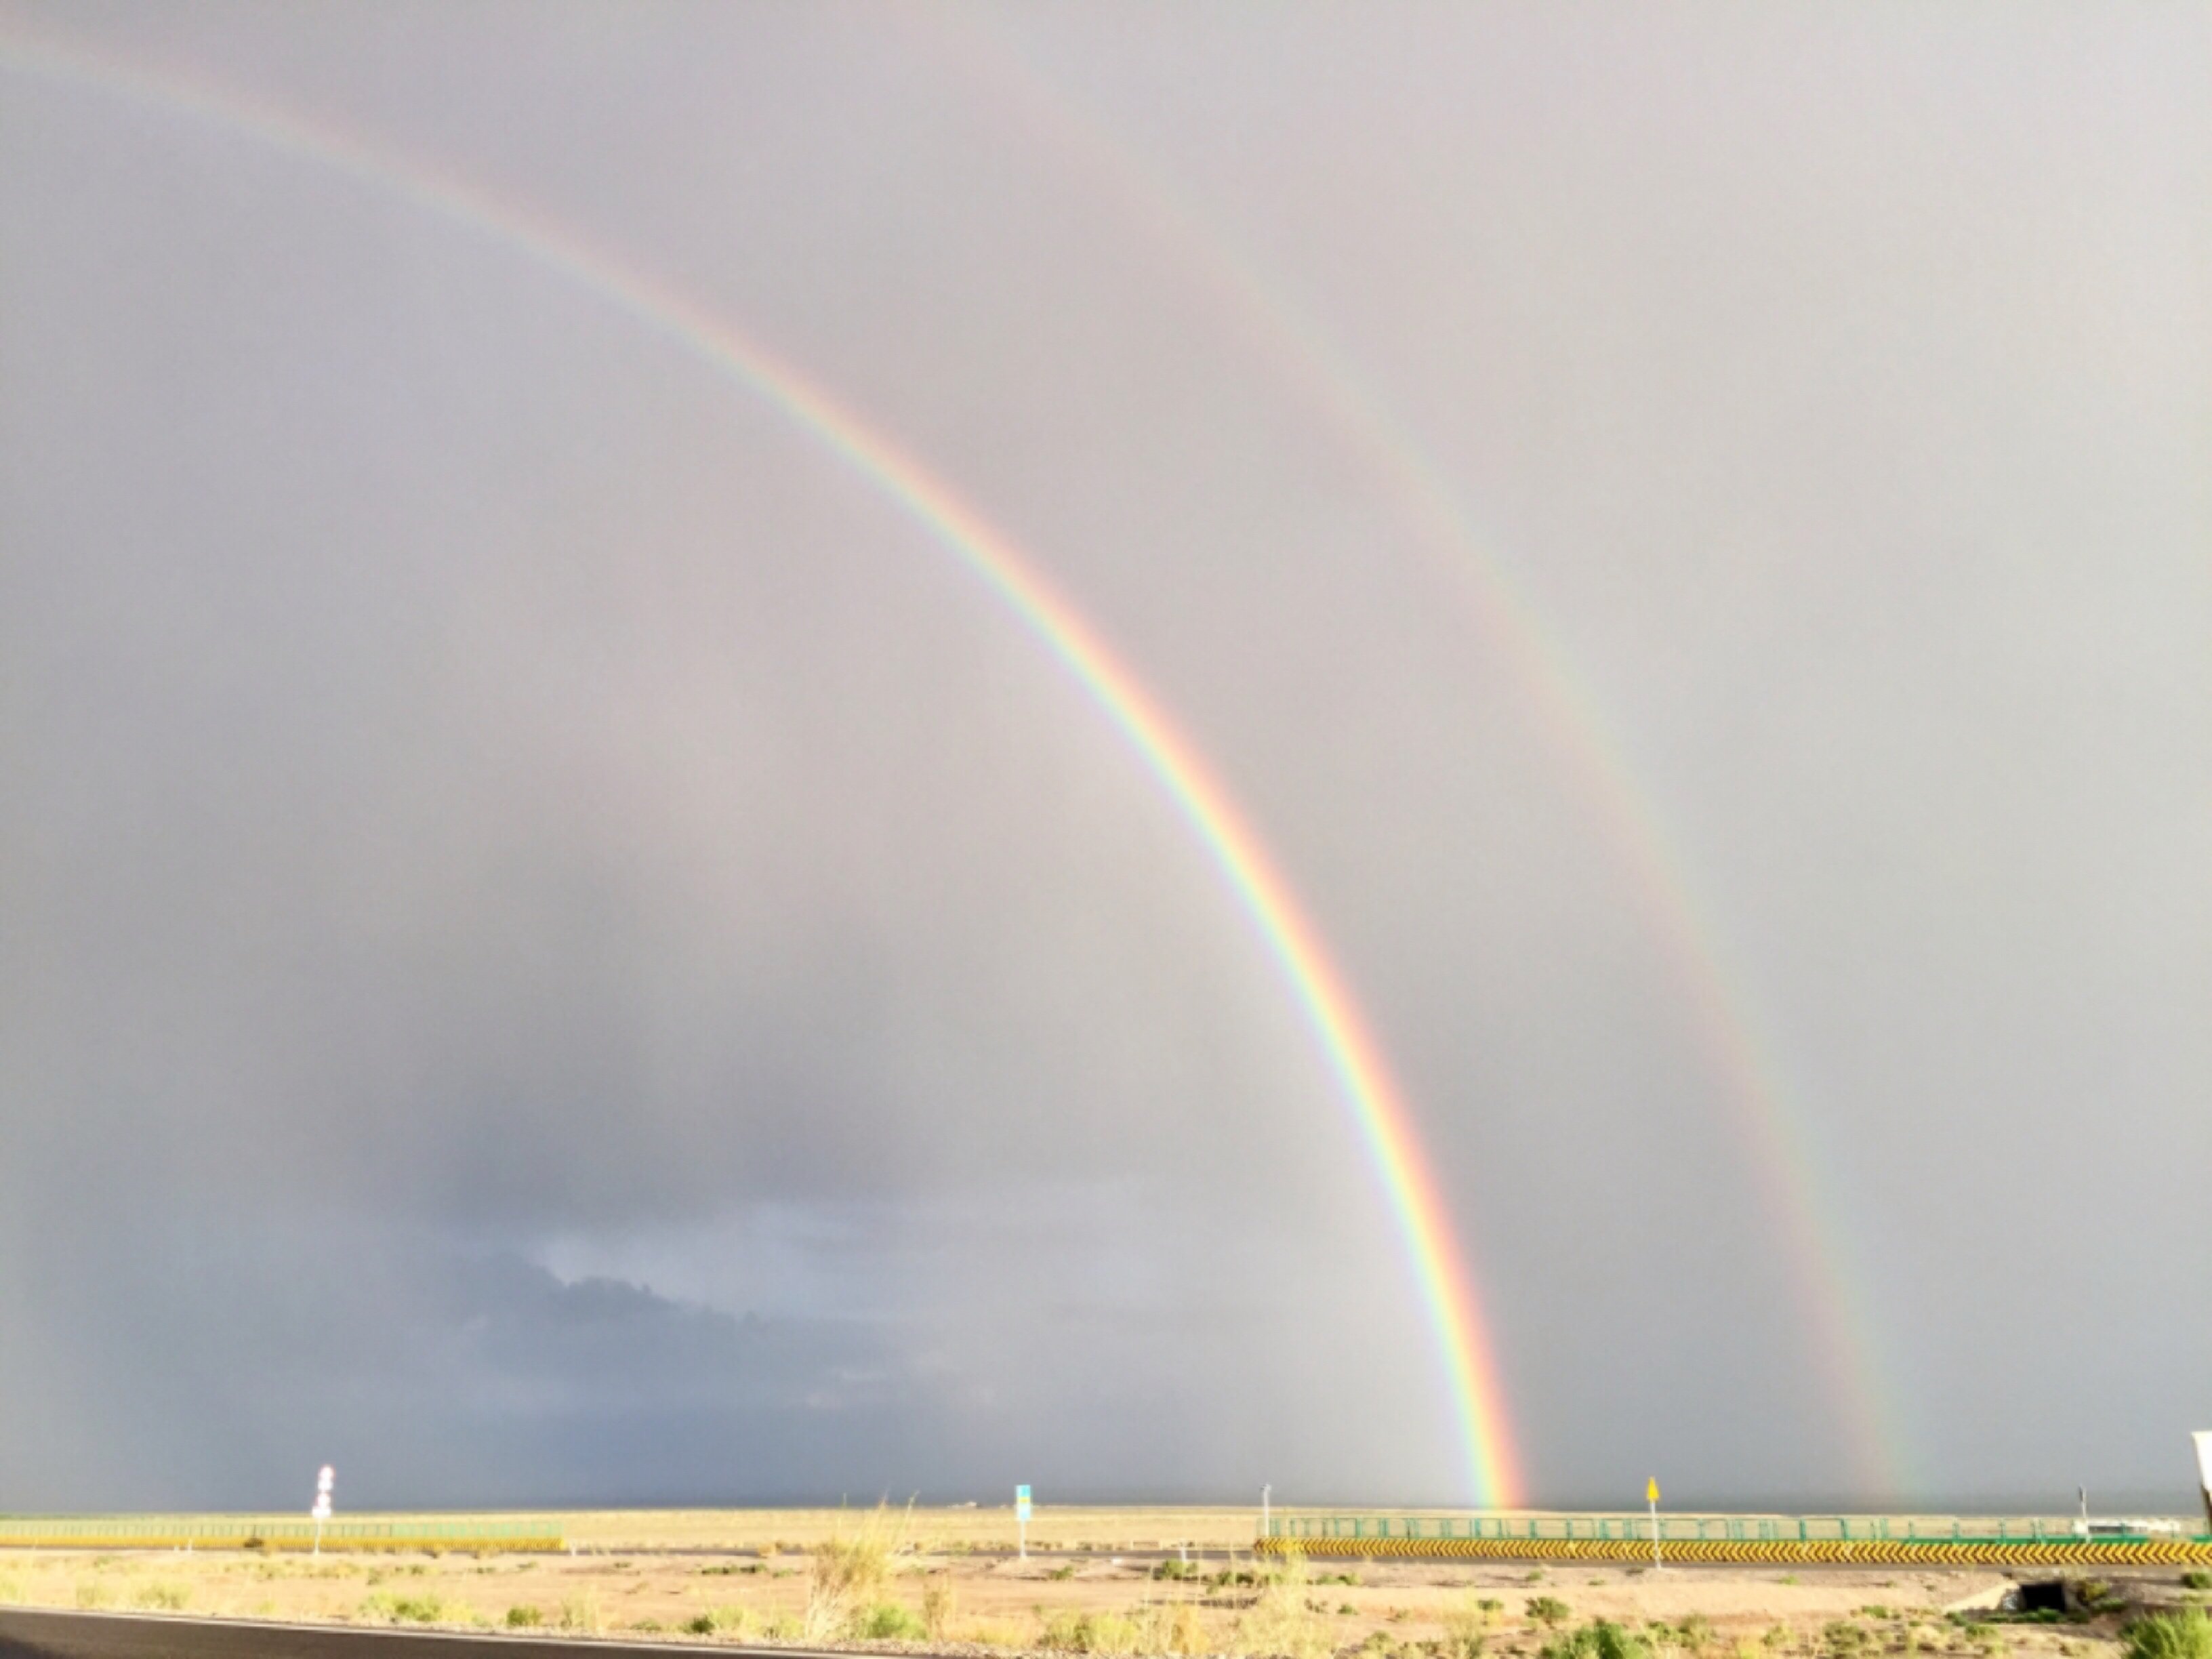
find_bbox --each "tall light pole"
[1262,1485,1271,1540]
[312,1466,334,1556]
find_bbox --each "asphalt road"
[0,1610,859,1659]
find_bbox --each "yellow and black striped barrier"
[1256,1532,2212,1569]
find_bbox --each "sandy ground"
[2,1512,2202,1656]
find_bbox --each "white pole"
[1646,1479,1661,1571]
[1263,1485,1271,1540]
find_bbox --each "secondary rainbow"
[933,16,1908,1494]
[0,33,1526,1507]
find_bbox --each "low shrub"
[505,1606,542,1629]
[856,1602,926,1641]
[1541,1620,1653,1659]
[1040,1610,1099,1651]
[1528,1597,1572,1629]
[361,1593,447,1624]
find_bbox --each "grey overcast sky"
[2,1,2208,1514]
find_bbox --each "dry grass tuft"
[804,1504,909,1639]
[1444,1593,1492,1659]
[1029,1599,1212,1656]
[1236,1550,1332,1659]
[1166,1601,1212,1655]
[2130,1611,2212,1659]
[924,1574,958,1640]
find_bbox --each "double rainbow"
[926,16,1904,1493]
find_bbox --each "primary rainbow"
[0,34,1525,1507]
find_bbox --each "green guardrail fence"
[1270,1513,2210,1544]
[1258,1513,2212,1566]
[0,1517,563,1553]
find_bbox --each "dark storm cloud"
[2,1,2208,1513]
[2,1218,942,1508]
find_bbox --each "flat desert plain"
[0,1509,2195,1659]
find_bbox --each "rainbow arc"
[0,33,1524,1507]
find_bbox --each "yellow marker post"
[1646,1479,1661,1570]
